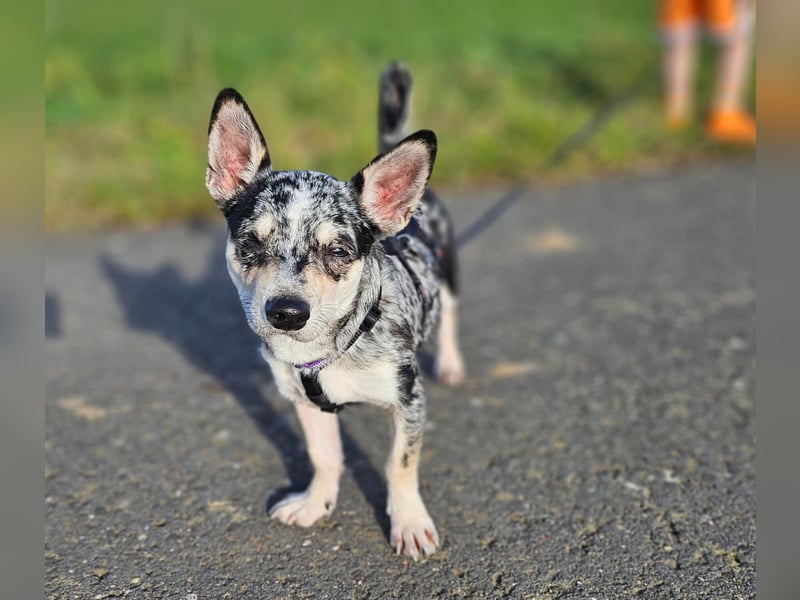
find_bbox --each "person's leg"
[659,0,701,127]
[706,0,756,142]
[663,31,699,126]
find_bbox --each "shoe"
[706,110,756,144]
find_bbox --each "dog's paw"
[390,515,439,560]
[388,502,439,560]
[269,490,335,527]
[436,349,465,386]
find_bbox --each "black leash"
[455,61,653,250]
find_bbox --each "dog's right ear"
[205,88,271,208]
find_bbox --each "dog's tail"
[378,61,413,154]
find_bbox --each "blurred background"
[45,0,752,231]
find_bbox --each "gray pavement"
[45,162,755,599]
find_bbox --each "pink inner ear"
[372,173,414,225]
[219,129,252,191]
[366,152,427,230]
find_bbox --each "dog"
[204,61,465,559]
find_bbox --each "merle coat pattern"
[205,62,464,559]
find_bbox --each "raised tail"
[378,61,413,154]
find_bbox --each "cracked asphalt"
[46,162,755,599]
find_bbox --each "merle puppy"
[204,62,464,559]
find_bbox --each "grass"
[45,0,750,231]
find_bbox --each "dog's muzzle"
[265,297,310,331]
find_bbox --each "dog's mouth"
[252,321,306,341]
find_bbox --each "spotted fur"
[205,63,465,559]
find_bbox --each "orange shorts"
[659,0,753,35]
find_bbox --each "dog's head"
[205,88,436,361]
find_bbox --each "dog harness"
[296,222,438,413]
[297,290,382,413]
[382,226,439,316]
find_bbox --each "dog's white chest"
[318,360,398,407]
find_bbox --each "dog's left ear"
[351,130,436,235]
[206,88,271,208]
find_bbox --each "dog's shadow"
[99,226,390,536]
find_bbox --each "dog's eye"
[328,246,349,258]
[240,241,259,256]
[237,234,266,263]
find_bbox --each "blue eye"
[329,246,348,258]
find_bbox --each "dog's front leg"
[386,368,439,559]
[270,402,344,527]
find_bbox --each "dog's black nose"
[265,297,310,331]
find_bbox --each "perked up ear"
[351,130,437,235]
[205,88,271,208]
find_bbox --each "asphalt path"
[46,162,755,599]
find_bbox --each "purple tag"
[299,358,326,370]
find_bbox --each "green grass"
[45,0,749,231]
